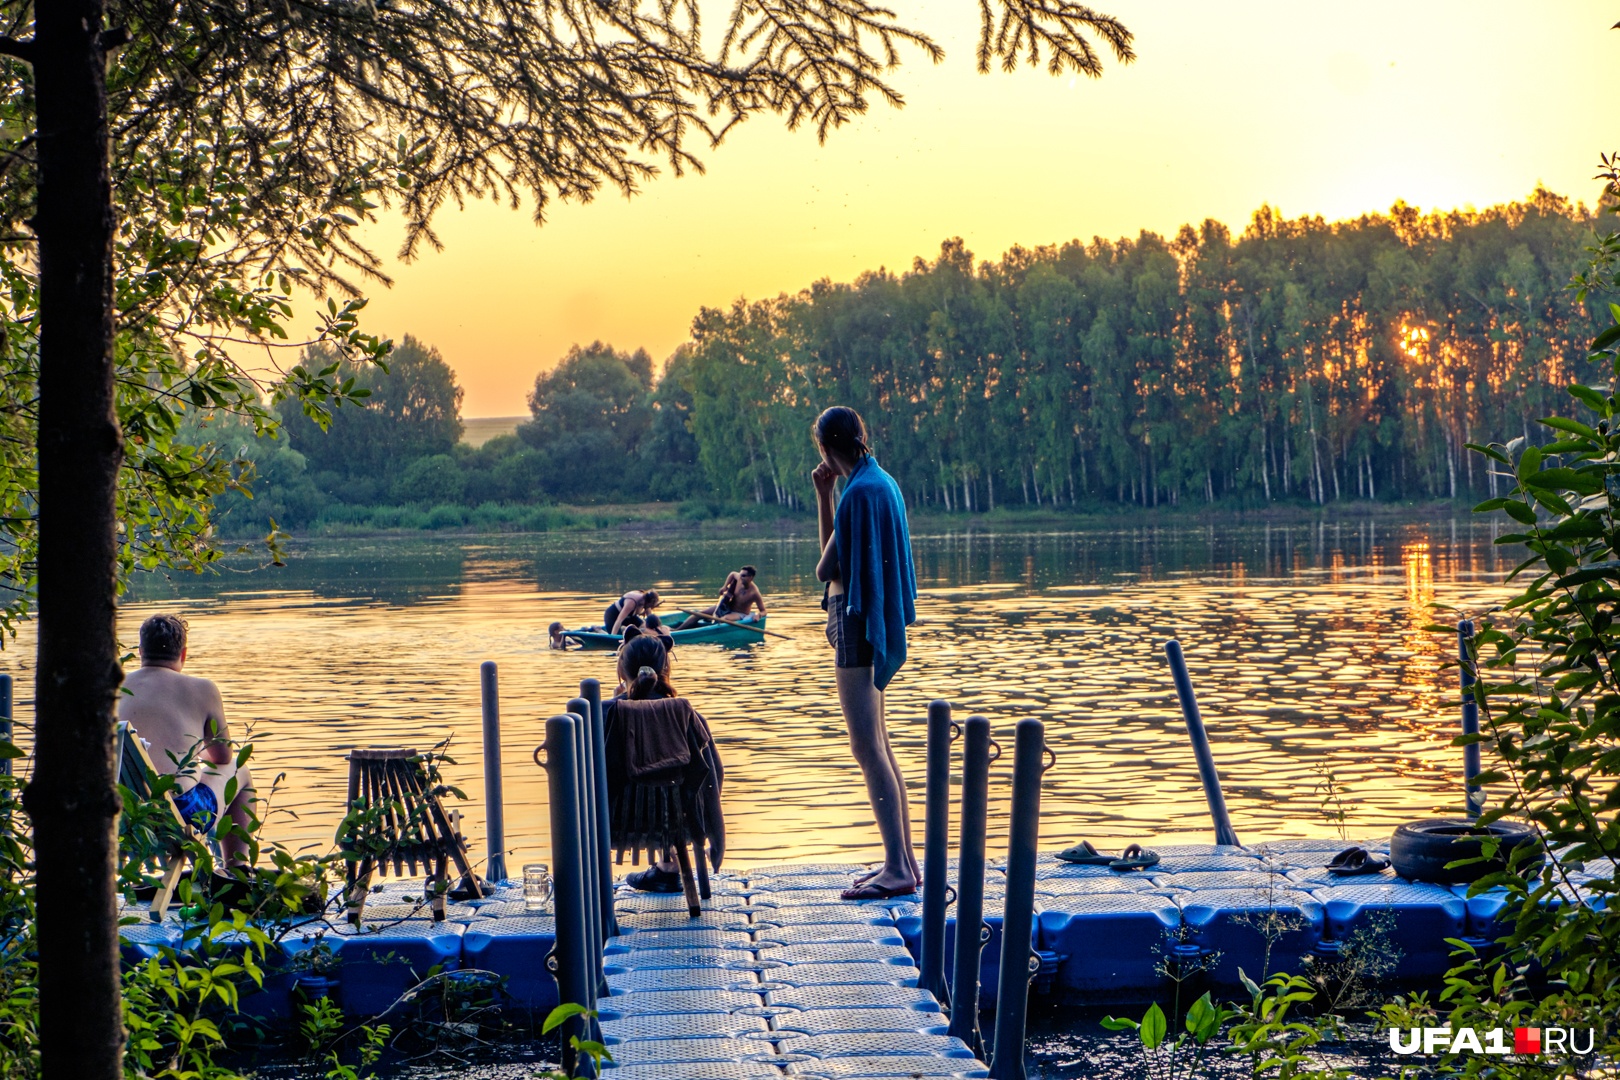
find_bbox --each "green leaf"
[1593,322,1620,350]
[1140,1002,1167,1049]
[1568,383,1609,412]
[1503,500,1537,525]
[0,740,23,760]
[541,1002,593,1034]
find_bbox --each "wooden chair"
[338,748,485,924]
[116,721,205,923]
[602,698,725,918]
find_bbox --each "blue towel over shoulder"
[833,455,918,690]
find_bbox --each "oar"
[674,607,793,641]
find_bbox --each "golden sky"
[326,1,1620,418]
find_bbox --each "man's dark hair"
[740,565,757,578]
[139,614,188,662]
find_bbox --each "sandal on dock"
[625,866,684,893]
[1326,847,1391,876]
[840,881,917,901]
[1056,840,1117,866]
[1109,844,1161,872]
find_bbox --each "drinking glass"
[523,863,553,912]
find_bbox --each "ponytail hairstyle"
[813,406,870,463]
[619,633,676,699]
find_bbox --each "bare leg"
[875,708,923,883]
[836,666,916,892]
[222,765,256,867]
[853,698,922,885]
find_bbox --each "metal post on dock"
[543,713,598,1077]
[1163,640,1240,848]
[1458,620,1482,820]
[582,678,619,939]
[947,714,993,1057]
[479,662,507,883]
[921,699,957,1007]
[989,719,1049,1080]
[568,696,605,997]
[0,673,11,777]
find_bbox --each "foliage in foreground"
[1411,154,1620,1077]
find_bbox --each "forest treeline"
[212,190,1615,532]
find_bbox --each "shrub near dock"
[1404,158,1620,1078]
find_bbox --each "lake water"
[3,514,1517,873]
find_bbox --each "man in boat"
[117,614,257,865]
[676,566,767,629]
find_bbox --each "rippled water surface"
[4,515,1517,871]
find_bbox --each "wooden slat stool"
[339,748,485,924]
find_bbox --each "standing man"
[118,614,256,865]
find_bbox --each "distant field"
[461,416,525,447]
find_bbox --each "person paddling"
[811,406,921,900]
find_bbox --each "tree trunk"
[29,4,127,1078]
[986,469,994,512]
[1260,424,1272,501]
[1446,430,1457,500]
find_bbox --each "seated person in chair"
[605,635,723,894]
[118,614,257,865]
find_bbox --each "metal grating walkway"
[601,863,987,1080]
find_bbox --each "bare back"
[119,666,231,790]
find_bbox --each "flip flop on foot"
[840,880,917,901]
[1056,840,1117,866]
[1327,847,1391,876]
[1109,843,1161,872]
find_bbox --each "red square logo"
[1515,1028,1541,1055]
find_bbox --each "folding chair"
[116,721,208,922]
[338,748,485,924]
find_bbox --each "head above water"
[618,633,675,699]
[139,614,188,666]
[813,406,869,471]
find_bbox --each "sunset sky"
[324,1,1619,418]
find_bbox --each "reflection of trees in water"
[122,515,1501,613]
[122,540,470,607]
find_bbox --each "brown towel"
[610,697,695,778]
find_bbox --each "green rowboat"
[561,615,767,649]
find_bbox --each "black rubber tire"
[1389,818,1542,884]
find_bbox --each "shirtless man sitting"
[677,566,767,629]
[118,614,256,864]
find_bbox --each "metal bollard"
[946,715,993,1058]
[989,719,1051,1080]
[568,695,605,996]
[921,699,957,1007]
[1458,620,1482,820]
[543,714,598,1077]
[582,678,619,938]
[479,662,507,883]
[1163,640,1240,847]
[0,673,11,778]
